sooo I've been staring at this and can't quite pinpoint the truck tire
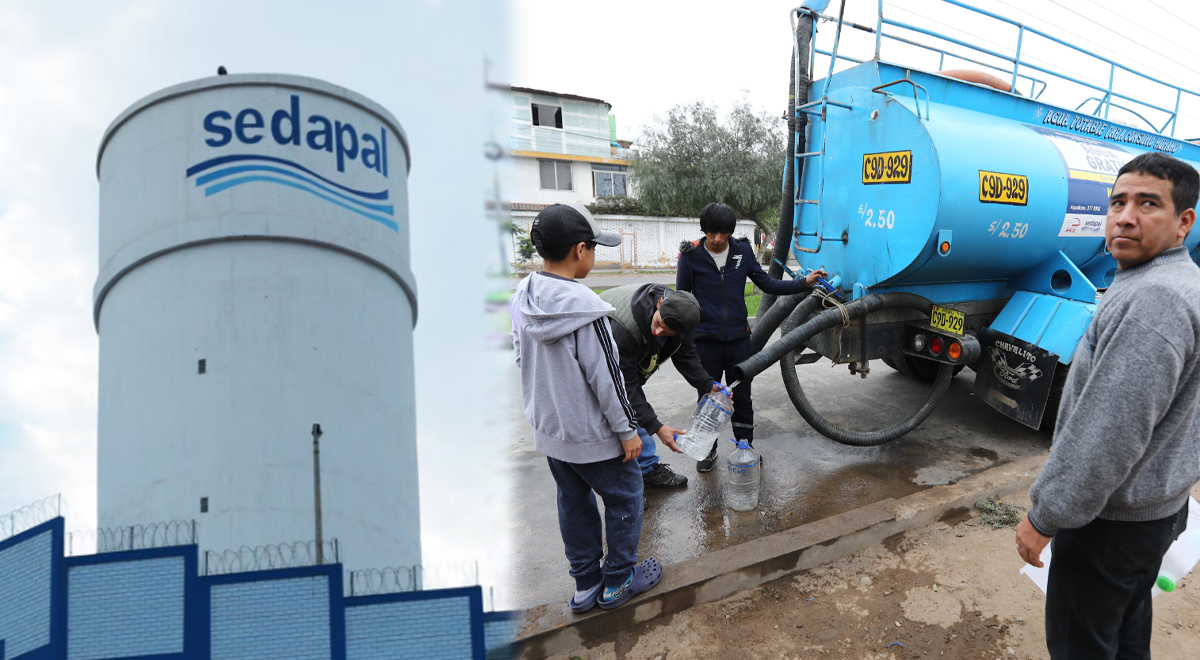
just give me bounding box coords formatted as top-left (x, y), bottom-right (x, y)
top-left (883, 355), bottom-right (964, 382)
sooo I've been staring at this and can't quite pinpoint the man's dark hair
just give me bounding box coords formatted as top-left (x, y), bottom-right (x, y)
top-left (531, 229), bottom-right (595, 262)
top-left (699, 202), bottom-right (737, 235)
top-left (1116, 152), bottom-right (1200, 214)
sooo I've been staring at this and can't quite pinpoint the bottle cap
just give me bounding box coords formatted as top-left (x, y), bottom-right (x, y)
top-left (1157, 575), bottom-right (1177, 592)
top-left (730, 438), bottom-right (752, 450)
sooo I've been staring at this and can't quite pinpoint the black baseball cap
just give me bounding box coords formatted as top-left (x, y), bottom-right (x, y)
top-left (530, 203), bottom-right (621, 248)
top-left (659, 290), bottom-right (702, 333)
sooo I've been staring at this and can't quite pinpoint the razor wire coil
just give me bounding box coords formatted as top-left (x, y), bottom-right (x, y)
top-left (66, 520), bottom-right (197, 556)
top-left (0, 494), bottom-right (63, 543)
top-left (202, 539), bottom-right (340, 576)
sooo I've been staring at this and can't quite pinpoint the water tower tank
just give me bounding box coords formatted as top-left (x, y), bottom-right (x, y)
top-left (95, 73), bottom-right (419, 573)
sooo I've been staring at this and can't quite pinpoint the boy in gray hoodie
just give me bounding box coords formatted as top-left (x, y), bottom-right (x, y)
top-left (511, 203), bottom-right (663, 613)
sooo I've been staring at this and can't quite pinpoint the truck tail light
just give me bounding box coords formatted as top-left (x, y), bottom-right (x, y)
top-left (929, 336), bottom-right (944, 356)
top-left (947, 341), bottom-right (962, 361)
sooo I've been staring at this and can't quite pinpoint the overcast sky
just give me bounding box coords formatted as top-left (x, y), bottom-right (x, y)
top-left (0, 0), bottom-right (510, 606)
top-left (513, 0), bottom-right (1200, 145)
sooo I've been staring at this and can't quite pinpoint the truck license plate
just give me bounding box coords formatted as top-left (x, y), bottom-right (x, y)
top-left (930, 305), bottom-right (965, 335)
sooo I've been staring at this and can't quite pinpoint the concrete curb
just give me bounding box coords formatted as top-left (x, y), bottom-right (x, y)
top-left (514, 451), bottom-right (1048, 659)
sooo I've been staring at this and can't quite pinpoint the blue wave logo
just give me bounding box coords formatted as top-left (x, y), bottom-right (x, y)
top-left (186, 154), bottom-right (397, 232)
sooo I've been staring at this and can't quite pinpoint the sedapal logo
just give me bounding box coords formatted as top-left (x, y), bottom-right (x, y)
top-left (185, 94), bottom-right (397, 232)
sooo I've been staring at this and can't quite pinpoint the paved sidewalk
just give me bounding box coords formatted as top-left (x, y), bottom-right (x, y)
top-left (543, 483), bottom-right (1200, 660)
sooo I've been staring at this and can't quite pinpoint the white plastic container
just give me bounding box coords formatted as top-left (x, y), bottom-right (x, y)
top-left (725, 439), bottom-right (760, 511)
top-left (1152, 497), bottom-right (1200, 596)
top-left (674, 382), bottom-right (734, 461)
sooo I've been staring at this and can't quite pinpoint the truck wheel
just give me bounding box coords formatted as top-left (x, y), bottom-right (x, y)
top-left (884, 355), bottom-right (964, 382)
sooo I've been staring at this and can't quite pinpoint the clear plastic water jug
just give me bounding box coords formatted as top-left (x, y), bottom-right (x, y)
top-left (1153, 497), bottom-right (1200, 596)
top-left (725, 438), bottom-right (760, 511)
top-left (674, 382), bottom-right (734, 461)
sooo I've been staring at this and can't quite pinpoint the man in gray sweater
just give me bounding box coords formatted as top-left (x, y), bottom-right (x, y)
top-left (1016, 152), bottom-right (1200, 659)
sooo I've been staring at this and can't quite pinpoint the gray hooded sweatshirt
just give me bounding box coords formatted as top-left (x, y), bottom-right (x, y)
top-left (511, 272), bottom-right (638, 463)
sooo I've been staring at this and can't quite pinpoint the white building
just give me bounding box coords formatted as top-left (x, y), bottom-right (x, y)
top-left (508, 87), bottom-right (756, 270)
top-left (509, 86), bottom-right (630, 208)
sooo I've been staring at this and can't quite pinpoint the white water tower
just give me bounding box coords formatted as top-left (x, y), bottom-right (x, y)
top-left (94, 73), bottom-right (419, 572)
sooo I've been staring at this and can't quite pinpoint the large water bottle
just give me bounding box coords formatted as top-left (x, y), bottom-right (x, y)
top-left (673, 382), bottom-right (734, 461)
top-left (1153, 497), bottom-right (1200, 596)
top-left (725, 438), bottom-right (760, 511)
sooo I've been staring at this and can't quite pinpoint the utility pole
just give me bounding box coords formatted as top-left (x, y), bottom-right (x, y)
top-left (312, 423), bottom-right (324, 565)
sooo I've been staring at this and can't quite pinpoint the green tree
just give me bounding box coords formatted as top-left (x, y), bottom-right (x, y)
top-left (631, 98), bottom-right (785, 236)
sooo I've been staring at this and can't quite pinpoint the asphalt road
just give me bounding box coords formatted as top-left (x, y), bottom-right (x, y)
top-left (508, 327), bottom-right (1051, 610)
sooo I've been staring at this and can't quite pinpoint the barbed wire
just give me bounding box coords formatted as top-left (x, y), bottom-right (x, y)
top-left (349, 560), bottom-right (480, 596)
top-left (349, 566), bottom-right (422, 596)
top-left (66, 520), bottom-right (197, 557)
top-left (202, 539), bottom-right (340, 576)
top-left (0, 494), bottom-right (63, 543)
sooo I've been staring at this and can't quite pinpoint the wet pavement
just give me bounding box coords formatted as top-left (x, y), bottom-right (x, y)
top-left (508, 329), bottom-right (1050, 609)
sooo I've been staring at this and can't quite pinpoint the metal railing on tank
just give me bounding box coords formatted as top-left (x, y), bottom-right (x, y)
top-left (0, 494), bottom-right (63, 543)
top-left (873, 0), bottom-right (1200, 135)
top-left (201, 539), bottom-right (341, 576)
top-left (801, 0), bottom-right (1200, 136)
top-left (67, 519), bottom-right (197, 556)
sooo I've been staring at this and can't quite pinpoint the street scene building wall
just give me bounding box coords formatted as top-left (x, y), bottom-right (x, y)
top-left (509, 86), bottom-right (630, 207)
top-left (511, 212), bottom-right (760, 270)
top-left (0, 517), bottom-right (508, 660)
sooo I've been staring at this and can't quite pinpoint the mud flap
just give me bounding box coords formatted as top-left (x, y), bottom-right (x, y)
top-left (973, 327), bottom-right (1060, 429)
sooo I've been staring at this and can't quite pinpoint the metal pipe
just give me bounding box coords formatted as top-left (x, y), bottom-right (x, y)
top-left (823, 0), bottom-right (849, 95)
top-left (1011, 26), bottom-right (1024, 94)
top-left (884, 17), bottom-right (1015, 64)
top-left (1014, 60), bottom-right (1179, 117)
top-left (876, 32), bottom-right (1048, 95)
top-left (938, 0), bottom-right (1200, 99)
top-left (875, 0), bottom-right (883, 60)
top-left (1172, 90), bottom-right (1182, 137)
top-left (764, 9), bottom-right (814, 321)
top-left (1105, 63), bottom-right (1115, 120)
top-left (312, 423), bottom-right (324, 565)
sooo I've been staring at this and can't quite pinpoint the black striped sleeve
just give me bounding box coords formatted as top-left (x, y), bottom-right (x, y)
top-left (593, 318), bottom-right (638, 430)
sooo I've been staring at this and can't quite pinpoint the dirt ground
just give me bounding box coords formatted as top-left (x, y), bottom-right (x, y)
top-left (547, 485), bottom-right (1200, 660)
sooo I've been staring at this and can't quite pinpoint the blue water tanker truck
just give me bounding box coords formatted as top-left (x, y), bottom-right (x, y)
top-left (732, 0), bottom-right (1200, 445)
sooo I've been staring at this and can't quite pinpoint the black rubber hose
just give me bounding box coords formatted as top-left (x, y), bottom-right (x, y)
top-left (750, 291), bottom-right (809, 351)
top-left (732, 293), bottom-right (955, 447)
top-left (760, 10), bottom-right (814, 322)
top-left (732, 293), bottom-right (919, 382)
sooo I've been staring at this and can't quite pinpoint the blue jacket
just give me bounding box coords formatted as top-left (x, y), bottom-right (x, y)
top-left (676, 237), bottom-right (810, 341)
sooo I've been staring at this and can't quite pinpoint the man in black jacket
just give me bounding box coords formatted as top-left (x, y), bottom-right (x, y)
top-left (677, 202), bottom-right (826, 471)
top-left (600, 283), bottom-right (718, 488)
